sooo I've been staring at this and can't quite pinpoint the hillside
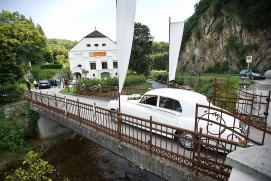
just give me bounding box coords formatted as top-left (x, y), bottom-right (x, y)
top-left (178, 0), bottom-right (271, 73)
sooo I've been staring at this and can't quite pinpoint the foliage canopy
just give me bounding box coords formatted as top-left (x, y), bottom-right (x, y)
top-left (129, 22), bottom-right (153, 76)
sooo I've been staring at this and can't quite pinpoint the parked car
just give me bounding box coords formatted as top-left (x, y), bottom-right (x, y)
top-left (38, 80), bottom-right (51, 89)
top-left (239, 69), bottom-right (265, 79)
top-left (108, 88), bottom-right (246, 150)
top-left (69, 80), bottom-right (77, 85)
top-left (49, 79), bottom-right (57, 88)
top-left (190, 71), bottom-right (200, 76)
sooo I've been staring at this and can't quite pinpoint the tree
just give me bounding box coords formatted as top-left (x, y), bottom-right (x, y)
top-left (0, 37), bottom-right (24, 84)
top-left (0, 10), bottom-right (51, 66)
top-left (150, 41), bottom-right (169, 70)
top-left (129, 22), bottom-right (153, 76)
top-left (82, 69), bottom-right (89, 78)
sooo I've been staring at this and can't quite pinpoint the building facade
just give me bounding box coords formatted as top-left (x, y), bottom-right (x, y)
top-left (69, 30), bottom-right (118, 79)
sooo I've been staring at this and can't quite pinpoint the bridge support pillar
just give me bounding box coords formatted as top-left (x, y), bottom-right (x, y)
top-left (37, 116), bottom-right (71, 139)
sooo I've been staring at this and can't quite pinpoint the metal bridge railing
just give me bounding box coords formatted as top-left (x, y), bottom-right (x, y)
top-left (27, 91), bottom-right (271, 181)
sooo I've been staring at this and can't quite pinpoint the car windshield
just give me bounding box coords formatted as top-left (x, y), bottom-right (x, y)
top-left (251, 70), bottom-right (260, 73)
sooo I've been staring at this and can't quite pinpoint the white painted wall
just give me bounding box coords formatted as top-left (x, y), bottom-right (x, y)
top-left (69, 32), bottom-right (118, 80)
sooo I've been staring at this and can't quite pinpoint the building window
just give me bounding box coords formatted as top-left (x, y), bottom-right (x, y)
top-left (94, 44), bottom-right (99, 47)
top-left (102, 62), bottom-right (108, 69)
top-left (90, 63), bottom-right (96, 70)
top-left (113, 62), bottom-right (118, 68)
top-left (102, 43), bottom-right (106, 47)
top-left (86, 44), bottom-right (91, 47)
top-left (78, 64), bottom-right (82, 67)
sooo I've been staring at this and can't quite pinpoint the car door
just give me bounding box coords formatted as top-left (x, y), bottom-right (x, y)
top-left (153, 96), bottom-right (182, 136)
top-left (130, 95), bottom-right (158, 125)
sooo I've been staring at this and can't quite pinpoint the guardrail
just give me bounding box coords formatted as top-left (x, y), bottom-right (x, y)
top-left (26, 91), bottom-right (270, 181)
top-left (74, 85), bottom-right (149, 100)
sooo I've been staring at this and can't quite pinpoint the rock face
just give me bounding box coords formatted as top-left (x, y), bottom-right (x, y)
top-left (178, 11), bottom-right (271, 73)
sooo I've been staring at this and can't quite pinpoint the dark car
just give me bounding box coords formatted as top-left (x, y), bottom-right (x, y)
top-left (49, 79), bottom-right (57, 88)
top-left (239, 69), bottom-right (265, 79)
top-left (190, 71), bottom-right (200, 76)
top-left (38, 80), bottom-right (51, 89)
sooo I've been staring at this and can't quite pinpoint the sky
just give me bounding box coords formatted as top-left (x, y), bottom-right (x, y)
top-left (0, 0), bottom-right (199, 42)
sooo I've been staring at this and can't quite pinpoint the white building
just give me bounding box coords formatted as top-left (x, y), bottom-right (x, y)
top-left (69, 30), bottom-right (118, 79)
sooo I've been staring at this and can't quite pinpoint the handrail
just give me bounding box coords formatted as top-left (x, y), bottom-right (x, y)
top-left (27, 90), bottom-right (270, 181)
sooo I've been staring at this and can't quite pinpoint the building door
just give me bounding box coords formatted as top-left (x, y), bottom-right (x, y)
top-left (101, 72), bottom-right (110, 79)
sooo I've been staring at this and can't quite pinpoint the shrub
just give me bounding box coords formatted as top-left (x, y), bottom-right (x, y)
top-left (0, 103), bottom-right (39, 155)
top-left (5, 151), bottom-right (54, 181)
top-left (0, 84), bottom-right (24, 105)
top-left (40, 64), bottom-right (63, 69)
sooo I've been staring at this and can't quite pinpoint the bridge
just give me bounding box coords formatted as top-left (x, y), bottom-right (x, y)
top-left (26, 83), bottom-right (271, 181)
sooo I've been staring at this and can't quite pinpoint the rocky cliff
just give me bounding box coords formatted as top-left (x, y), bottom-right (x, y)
top-left (178, 10), bottom-right (271, 73)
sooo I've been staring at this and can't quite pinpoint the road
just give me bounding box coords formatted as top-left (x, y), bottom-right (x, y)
top-left (31, 86), bottom-right (109, 109)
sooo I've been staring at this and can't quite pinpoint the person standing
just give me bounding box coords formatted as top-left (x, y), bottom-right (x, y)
top-left (26, 79), bottom-right (31, 90)
top-left (33, 79), bottom-right (38, 89)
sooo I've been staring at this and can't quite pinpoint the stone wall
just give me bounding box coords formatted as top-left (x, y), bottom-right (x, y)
top-left (178, 11), bottom-right (271, 72)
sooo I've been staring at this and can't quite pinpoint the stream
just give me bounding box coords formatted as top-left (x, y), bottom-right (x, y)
top-left (1, 81), bottom-right (167, 181)
top-left (41, 81), bottom-right (166, 181)
top-left (42, 135), bottom-right (164, 181)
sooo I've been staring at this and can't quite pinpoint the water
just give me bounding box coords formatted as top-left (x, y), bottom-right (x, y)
top-left (148, 80), bottom-right (167, 89)
top-left (41, 81), bottom-right (166, 181)
top-left (42, 135), bottom-right (164, 181)
top-left (1, 81), bottom-right (166, 181)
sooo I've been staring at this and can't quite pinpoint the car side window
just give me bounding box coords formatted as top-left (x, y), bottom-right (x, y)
top-left (159, 96), bottom-right (182, 112)
top-left (139, 95), bottom-right (157, 106)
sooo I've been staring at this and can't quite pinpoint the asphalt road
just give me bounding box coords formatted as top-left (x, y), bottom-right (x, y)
top-left (31, 86), bottom-right (109, 109)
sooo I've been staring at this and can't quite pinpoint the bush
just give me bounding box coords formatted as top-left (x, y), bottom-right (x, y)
top-left (77, 75), bottom-right (146, 87)
top-left (154, 73), bottom-right (168, 82)
top-left (0, 84), bottom-right (24, 105)
top-left (0, 103), bottom-right (39, 155)
top-left (5, 151), bottom-right (54, 181)
top-left (40, 64), bottom-right (63, 69)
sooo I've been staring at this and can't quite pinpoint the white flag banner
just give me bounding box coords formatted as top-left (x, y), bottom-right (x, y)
top-left (116, 0), bottom-right (137, 94)
top-left (168, 21), bottom-right (184, 81)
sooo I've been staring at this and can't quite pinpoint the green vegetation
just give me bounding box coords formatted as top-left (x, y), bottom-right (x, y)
top-left (224, 35), bottom-right (258, 70)
top-left (182, 0), bottom-right (271, 46)
top-left (0, 103), bottom-right (39, 158)
top-left (154, 72), bottom-right (240, 98)
top-left (5, 151), bottom-right (55, 181)
top-left (190, 53), bottom-right (196, 63)
top-left (48, 38), bottom-right (77, 69)
top-left (203, 61), bottom-right (230, 74)
top-left (77, 75), bottom-right (148, 88)
top-left (150, 41), bottom-right (169, 71)
top-left (129, 22), bottom-right (153, 76)
top-left (0, 84), bottom-right (24, 105)
top-left (40, 64), bottom-right (63, 69)
top-left (30, 66), bottom-right (71, 81)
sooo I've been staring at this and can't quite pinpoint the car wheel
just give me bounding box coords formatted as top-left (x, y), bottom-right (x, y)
top-left (110, 109), bottom-right (118, 123)
top-left (176, 132), bottom-right (197, 151)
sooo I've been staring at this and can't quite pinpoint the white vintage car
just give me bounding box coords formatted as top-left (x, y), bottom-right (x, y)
top-left (108, 88), bottom-right (246, 150)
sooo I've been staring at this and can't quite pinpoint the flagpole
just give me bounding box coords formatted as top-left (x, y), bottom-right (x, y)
top-left (166, 17), bottom-right (171, 87)
top-left (116, 0), bottom-right (121, 113)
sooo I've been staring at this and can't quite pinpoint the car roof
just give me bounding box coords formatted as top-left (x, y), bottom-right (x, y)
top-left (145, 88), bottom-right (208, 104)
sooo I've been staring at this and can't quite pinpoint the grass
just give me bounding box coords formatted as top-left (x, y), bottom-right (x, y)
top-left (18, 83), bottom-right (35, 90)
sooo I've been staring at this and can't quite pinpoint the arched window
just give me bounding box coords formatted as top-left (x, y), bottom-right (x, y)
top-left (94, 44), bottom-right (99, 47)
top-left (86, 44), bottom-right (91, 47)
